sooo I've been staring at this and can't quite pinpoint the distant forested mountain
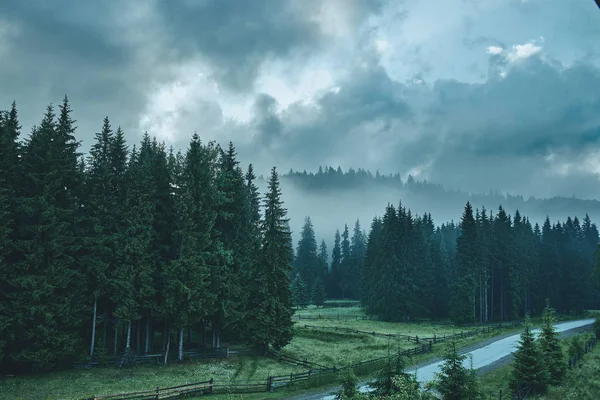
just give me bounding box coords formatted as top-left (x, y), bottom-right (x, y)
top-left (263, 167), bottom-right (600, 226)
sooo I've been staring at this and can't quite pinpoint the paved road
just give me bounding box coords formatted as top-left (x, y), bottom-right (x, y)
top-left (298, 318), bottom-right (594, 400)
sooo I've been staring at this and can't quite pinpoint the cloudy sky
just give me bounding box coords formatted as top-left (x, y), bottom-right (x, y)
top-left (1, 0), bottom-right (600, 200)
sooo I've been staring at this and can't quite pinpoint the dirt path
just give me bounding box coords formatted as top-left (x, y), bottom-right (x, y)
top-left (285, 320), bottom-right (594, 400)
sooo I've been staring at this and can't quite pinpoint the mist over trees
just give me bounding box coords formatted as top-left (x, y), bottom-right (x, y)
top-left (1, 99), bottom-right (599, 375)
top-left (277, 167), bottom-right (600, 232)
top-left (0, 99), bottom-right (294, 372)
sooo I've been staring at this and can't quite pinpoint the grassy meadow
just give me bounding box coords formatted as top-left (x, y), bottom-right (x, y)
top-left (0, 303), bottom-right (570, 400)
top-left (479, 333), bottom-right (600, 400)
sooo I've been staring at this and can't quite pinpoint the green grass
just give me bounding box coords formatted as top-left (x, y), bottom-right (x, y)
top-left (1, 306), bottom-right (582, 400)
top-left (0, 357), bottom-right (305, 400)
top-left (479, 333), bottom-right (600, 400)
top-left (282, 327), bottom-right (417, 368)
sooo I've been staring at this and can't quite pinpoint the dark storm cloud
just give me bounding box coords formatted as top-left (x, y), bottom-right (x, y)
top-left (427, 56), bottom-right (600, 158)
top-left (0, 0), bottom-right (152, 142)
top-left (252, 94), bottom-right (284, 147)
top-left (243, 50), bottom-right (600, 198)
top-left (247, 60), bottom-right (413, 169)
top-left (155, 0), bottom-right (386, 91)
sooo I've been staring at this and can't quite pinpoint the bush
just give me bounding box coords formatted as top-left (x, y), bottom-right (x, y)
top-left (568, 336), bottom-right (585, 360)
top-left (593, 318), bottom-right (600, 339)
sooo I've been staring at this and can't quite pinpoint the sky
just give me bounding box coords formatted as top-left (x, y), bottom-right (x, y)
top-left (1, 0), bottom-right (600, 201)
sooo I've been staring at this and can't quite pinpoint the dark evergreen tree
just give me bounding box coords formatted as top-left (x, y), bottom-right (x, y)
top-left (361, 217), bottom-right (382, 311)
top-left (509, 317), bottom-right (549, 397)
top-left (346, 220), bottom-right (366, 300)
top-left (435, 341), bottom-right (482, 400)
top-left (538, 300), bottom-right (565, 385)
top-left (294, 216), bottom-right (320, 292)
top-left (8, 104), bottom-right (85, 371)
top-left (317, 239), bottom-right (329, 279)
top-left (339, 224), bottom-right (351, 298)
top-left (328, 230), bottom-right (342, 298)
top-left (312, 276), bottom-right (326, 307)
top-left (246, 168), bottom-right (294, 353)
top-left (291, 273), bottom-right (310, 308)
top-left (450, 202), bottom-right (478, 324)
top-left (0, 103), bottom-right (20, 365)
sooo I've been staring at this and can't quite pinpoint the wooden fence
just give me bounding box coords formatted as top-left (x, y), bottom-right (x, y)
top-left (568, 336), bottom-right (597, 369)
top-left (266, 349), bottom-right (331, 370)
top-left (266, 341), bottom-right (434, 392)
top-left (75, 347), bottom-right (258, 369)
top-left (293, 313), bottom-right (379, 321)
top-left (301, 321), bottom-right (521, 345)
top-left (84, 341), bottom-right (434, 399)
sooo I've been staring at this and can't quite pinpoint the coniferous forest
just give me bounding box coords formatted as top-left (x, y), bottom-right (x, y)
top-left (0, 98), bottom-right (293, 373)
top-left (1, 98), bottom-right (599, 375)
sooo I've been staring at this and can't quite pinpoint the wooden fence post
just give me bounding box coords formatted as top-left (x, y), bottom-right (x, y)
top-left (499, 389), bottom-right (502, 399)
top-left (267, 376), bottom-right (272, 392)
top-left (155, 386), bottom-right (160, 400)
top-left (209, 378), bottom-right (214, 393)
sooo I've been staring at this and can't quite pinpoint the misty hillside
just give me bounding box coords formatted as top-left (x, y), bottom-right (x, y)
top-left (256, 167), bottom-right (600, 245)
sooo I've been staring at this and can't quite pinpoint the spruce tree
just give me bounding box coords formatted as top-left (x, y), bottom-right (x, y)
top-left (538, 300), bottom-right (565, 385)
top-left (435, 341), bottom-right (481, 400)
top-left (246, 167), bottom-right (294, 353)
top-left (295, 216), bottom-right (320, 292)
top-left (450, 202), bottom-right (478, 324)
top-left (0, 106), bottom-right (19, 364)
top-left (328, 230), bottom-right (342, 298)
top-left (346, 220), bottom-right (366, 299)
top-left (10, 104), bottom-right (85, 370)
top-left (312, 276), bottom-right (326, 307)
top-left (317, 239), bottom-right (329, 280)
top-left (214, 142), bottom-right (251, 340)
top-left (509, 317), bottom-right (549, 397)
top-left (340, 224), bottom-right (351, 298)
top-left (291, 273), bottom-right (309, 308)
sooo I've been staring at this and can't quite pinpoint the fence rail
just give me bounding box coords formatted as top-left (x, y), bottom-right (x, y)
top-left (85, 340), bottom-right (435, 399)
top-left (568, 336), bottom-right (597, 369)
top-left (266, 349), bottom-right (330, 370)
top-left (293, 313), bottom-right (378, 321)
top-left (301, 321), bottom-right (522, 345)
top-left (75, 347), bottom-right (259, 369)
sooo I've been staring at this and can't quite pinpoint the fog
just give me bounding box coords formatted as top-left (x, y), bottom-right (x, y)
top-left (253, 176), bottom-right (600, 253)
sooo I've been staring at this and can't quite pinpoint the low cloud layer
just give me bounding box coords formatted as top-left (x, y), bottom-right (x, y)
top-left (1, 0), bottom-right (600, 204)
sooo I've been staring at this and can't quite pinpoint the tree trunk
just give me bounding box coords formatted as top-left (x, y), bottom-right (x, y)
top-left (126, 320), bottom-right (132, 349)
top-left (90, 295), bottom-right (97, 359)
top-left (164, 329), bottom-right (171, 366)
top-left (163, 324), bottom-right (167, 352)
top-left (102, 309), bottom-right (108, 352)
top-left (472, 293), bottom-right (475, 323)
top-left (178, 328), bottom-right (184, 362)
top-left (484, 272), bottom-right (489, 323)
top-left (491, 270), bottom-right (494, 321)
top-left (500, 276), bottom-right (504, 321)
top-left (479, 271), bottom-right (483, 325)
top-left (113, 317), bottom-right (119, 355)
top-left (136, 320), bottom-right (141, 354)
top-left (145, 316), bottom-right (151, 354)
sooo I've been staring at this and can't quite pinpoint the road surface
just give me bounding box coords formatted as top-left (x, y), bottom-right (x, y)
top-left (292, 318), bottom-right (595, 400)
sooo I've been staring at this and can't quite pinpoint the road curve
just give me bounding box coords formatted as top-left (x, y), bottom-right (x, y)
top-left (302, 318), bottom-right (595, 400)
